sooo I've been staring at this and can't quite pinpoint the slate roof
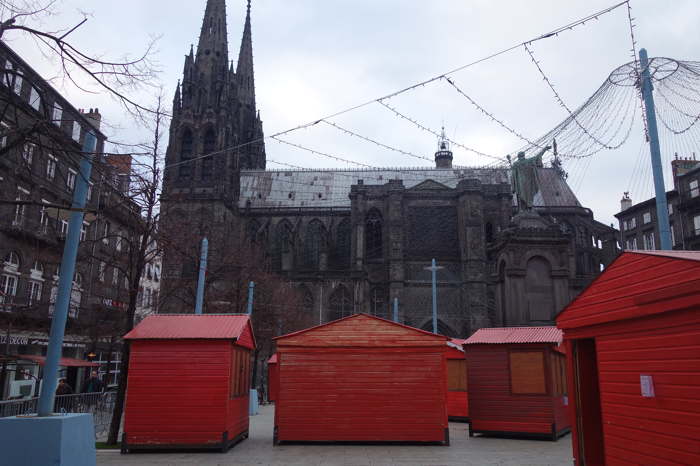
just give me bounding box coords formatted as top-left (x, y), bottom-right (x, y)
top-left (239, 166), bottom-right (579, 209)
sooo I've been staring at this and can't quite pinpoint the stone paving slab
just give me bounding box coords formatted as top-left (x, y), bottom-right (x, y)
top-left (97, 405), bottom-right (573, 466)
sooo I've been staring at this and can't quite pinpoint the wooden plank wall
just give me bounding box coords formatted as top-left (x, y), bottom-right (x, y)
top-left (276, 348), bottom-right (447, 442)
top-left (596, 321), bottom-right (700, 465)
top-left (268, 361), bottom-right (278, 402)
top-left (125, 340), bottom-right (230, 446)
top-left (466, 345), bottom-right (554, 435)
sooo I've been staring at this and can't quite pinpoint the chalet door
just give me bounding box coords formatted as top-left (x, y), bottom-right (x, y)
top-left (572, 339), bottom-right (605, 465)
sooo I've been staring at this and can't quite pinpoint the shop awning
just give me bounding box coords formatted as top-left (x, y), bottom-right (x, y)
top-left (15, 354), bottom-right (99, 367)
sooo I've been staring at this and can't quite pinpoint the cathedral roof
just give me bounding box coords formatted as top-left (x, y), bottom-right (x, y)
top-left (239, 166), bottom-right (580, 209)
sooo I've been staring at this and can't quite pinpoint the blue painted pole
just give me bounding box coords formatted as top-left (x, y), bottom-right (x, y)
top-left (393, 297), bottom-right (398, 323)
top-left (247, 281), bottom-right (254, 315)
top-left (37, 132), bottom-right (96, 417)
top-left (431, 258), bottom-right (438, 334)
top-left (639, 48), bottom-right (672, 250)
top-left (194, 237), bottom-right (208, 315)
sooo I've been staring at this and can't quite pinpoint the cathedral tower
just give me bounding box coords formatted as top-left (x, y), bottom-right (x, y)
top-left (160, 0), bottom-right (265, 313)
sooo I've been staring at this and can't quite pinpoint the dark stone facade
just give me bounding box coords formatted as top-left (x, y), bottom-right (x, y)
top-left (159, 1), bottom-right (620, 337)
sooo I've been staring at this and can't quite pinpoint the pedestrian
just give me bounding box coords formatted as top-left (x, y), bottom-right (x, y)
top-left (55, 378), bottom-right (73, 395)
top-left (83, 371), bottom-right (104, 393)
top-left (54, 378), bottom-right (74, 412)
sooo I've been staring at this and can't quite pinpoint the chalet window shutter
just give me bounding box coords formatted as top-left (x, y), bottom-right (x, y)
top-left (509, 351), bottom-right (547, 395)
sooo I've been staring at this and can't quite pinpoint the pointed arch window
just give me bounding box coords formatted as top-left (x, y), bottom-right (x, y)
top-left (179, 128), bottom-right (194, 178)
top-left (246, 219), bottom-right (260, 244)
top-left (303, 220), bottom-right (325, 270)
top-left (328, 286), bottom-right (353, 322)
top-left (202, 128), bottom-right (216, 179)
top-left (332, 218), bottom-right (351, 269)
top-left (274, 220), bottom-right (294, 270)
top-left (365, 209), bottom-right (383, 260)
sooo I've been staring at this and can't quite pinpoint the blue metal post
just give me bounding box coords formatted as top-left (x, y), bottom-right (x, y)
top-left (247, 281), bottom-right (254, 315)
top-left (37, 133), bottom-right (97, 417)
top-left (194, 237), bottom-right (208, 315)
top-left (393, 297), bottom-right (398, 323)
top-left (639, 48), bottom-right (672, 250)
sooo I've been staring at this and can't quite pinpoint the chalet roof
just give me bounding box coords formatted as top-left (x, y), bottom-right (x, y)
top-left (464, 327), bottom-right (563, 345)
top-left (275, 313), bottom-right (448, 347)
top-left (238, 167), bottom-right (579, 209)
top-left (556, 251), bottom-right (700, 330)
top-left (124, 314), bottom-right (251, 341)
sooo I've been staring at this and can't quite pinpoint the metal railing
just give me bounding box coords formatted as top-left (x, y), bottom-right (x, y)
top-left (0, 391), bottom-right (116, 438)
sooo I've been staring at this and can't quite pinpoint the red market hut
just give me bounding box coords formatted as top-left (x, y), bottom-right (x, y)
top-left (464, 327), bottom-right (569, 440)
top-left (274, 313), bottom-right (449, 444)
top-left (446, 339), bottom-right (469, 421)
top-left (556, 250), bottom-right (700, 466)
top-left (267, 353), bottom-right (278, 403)
top-left (122, 314), bottom-right (255, 452)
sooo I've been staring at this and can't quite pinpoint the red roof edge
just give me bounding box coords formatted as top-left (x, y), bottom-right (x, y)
top-left (274, 313), bottom-right (449, 341)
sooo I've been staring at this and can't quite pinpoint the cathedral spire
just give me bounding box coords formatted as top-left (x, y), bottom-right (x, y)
top-left (196, 0), bottom-right (229, 65)
top-left (236, 0), bottom-right (256, 107)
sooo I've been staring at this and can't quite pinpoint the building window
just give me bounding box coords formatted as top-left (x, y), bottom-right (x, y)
top-left (14, 188), bottom-right (28, 225)
top-left (87, 182), bottom-right (93, 201)
top-left (3, 60), bottom-right (14, 88)
top-left (21, 143), bottom-right (35, 165)
top-left (178, 128), bottom-right (193, 178)
top-left (643, 212), bottom-right (651, 224)
top-left (509, 351), bottom-right (546, 395)
top-left (39, 205), bottom-right (50, 233)
top-left (303, 220), bottom-right (325, 270)
top-left (66, 168), bottom-right (77, 191)
top-left (643, 232), bottom-right (655, 250)
top-left (102, 221), bottom-right (110, 244)
top-left (12, 67), bottom-right (22, 95)
top-left (671, 224), bottom-right (676, 247)
top-left (70, 273), bottom-right (82, 318)
top-left (0, 121), bottom-right (9, 147)
top-left (328, 285), bottom-right (353, 322)
top-left (691, 180), bottom-right (699, 199)
top-left (116, 231), bottom-right (123, 251)
top-left (29, 87), bottom-right (41, 111)
top-left (52, 103), bottom-right (62, 126)
top-left (668, 203), bottom-right (673, 216)
top-left (0, 274), bottom-right (18, 304)
top-left (112, 268), bottom-right (119, 286)
top-left (46, 154), bottom-right (57, 180)
top-left (365, 209), bottom-right (383, 260)
top-left (80, 222), bottom-right (88, 241)
top-left (60, 219), bottom-right (69, 237)
top-left (201, 128), bottom-right (216, 179)
top-left (626, 217), bottom-right (636, 230)
top-left (694, 215), bottom-right (700, 236)
top-left (98, 262), bottom-right (105, 282)
top-left (72, 120), bottom-right (81, 142)
top-left (28, 280), bottom-right (42, 305)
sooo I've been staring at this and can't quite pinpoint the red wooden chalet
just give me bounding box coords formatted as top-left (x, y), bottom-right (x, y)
top-left (274, 313), bottom-right (449, 444)
top-left (446, 339), bottom-right (469, 421)
top-left (267, 353), bottom-right (278, 403)
top-left (122, 314), bottom-right (255, 452)
top-left (464, 326), bottom-right (569, 440)
top-left (556, 251), bottom-right (700, 466)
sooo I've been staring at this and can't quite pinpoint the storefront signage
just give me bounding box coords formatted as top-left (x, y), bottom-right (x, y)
top-left (29, 338), bottom-right (86, 348)
top-left (0, 335), bottom-right (29, 345)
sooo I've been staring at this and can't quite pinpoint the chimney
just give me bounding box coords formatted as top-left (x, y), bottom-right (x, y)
top-left (620, 192), bottom-right (632, 212)
top-left (80, 107), bottom-right (102, 131)
top-left (671, 156), bottom-right (700, 189)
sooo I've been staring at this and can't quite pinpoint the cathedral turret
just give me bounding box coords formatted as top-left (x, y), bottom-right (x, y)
top-left (236, 0), bottom-right (255, 108)
top-left (172, 80), bottom-right (181, 118)
top-left (435, 127), bottom-right (453, 169)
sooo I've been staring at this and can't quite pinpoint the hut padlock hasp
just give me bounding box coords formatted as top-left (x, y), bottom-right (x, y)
top-left (274, 314), bottom-right (450, 444)
top-left (122, 314), bottom-right (256, 452)
top-left (557, 251), bottom-right (700, 466)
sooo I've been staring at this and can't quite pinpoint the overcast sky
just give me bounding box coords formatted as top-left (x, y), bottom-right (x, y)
top-left (3, 0), bottom-right (699, 227)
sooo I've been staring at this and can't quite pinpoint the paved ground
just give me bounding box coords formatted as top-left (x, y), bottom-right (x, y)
top-left (97, 405), bottom-right (573, 466)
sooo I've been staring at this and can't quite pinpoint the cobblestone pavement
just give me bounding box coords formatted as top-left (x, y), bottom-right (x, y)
top-left (97, 405), bottom-right (573, 466)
